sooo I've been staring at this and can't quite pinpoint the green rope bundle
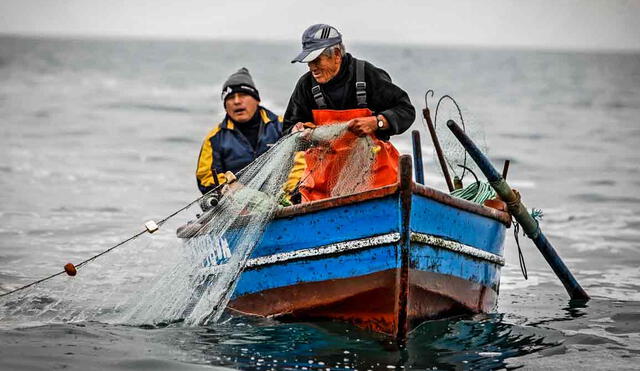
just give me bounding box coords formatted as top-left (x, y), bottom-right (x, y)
top-left (450, 181), bottom-right (497, 204)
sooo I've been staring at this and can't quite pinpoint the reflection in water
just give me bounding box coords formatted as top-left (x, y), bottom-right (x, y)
top-left (526, 299), bottom-right (590, 328)
top-left (161, 314), bottom-right (559, 370)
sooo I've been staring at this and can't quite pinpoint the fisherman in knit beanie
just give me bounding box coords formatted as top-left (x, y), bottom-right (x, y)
top-left (196, 68), bottom-right (293, 195)
top-left (221, 67), bottom-right (261, 102)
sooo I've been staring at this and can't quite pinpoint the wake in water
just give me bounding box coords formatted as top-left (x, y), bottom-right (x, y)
top-left (0, 123), bottom-right (379, 328)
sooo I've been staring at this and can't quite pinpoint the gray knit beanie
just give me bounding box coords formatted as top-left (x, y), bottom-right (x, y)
top-left (221, 67), bottom-right (260, 102)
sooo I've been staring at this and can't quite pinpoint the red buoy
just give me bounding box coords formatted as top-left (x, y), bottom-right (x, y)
top-left (64, 263), bottom-right (77, 276)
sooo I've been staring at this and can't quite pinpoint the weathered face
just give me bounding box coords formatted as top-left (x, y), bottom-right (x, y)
top-left (224, 92), bottom-right (259, 123)
top-left (307, 49), bottom-right (342, 84)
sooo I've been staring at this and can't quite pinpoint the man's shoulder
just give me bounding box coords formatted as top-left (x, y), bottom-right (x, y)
top-left (286, 72), bottom-right (314, 107)
top-left (294, 71), bottom-right (313, 90)
top-left (204, 125), bottom-right (222, 140)
top-left (203, 119), bottom-right (228, 141)
top-left (357, 57), bottom-right (391, 82)
top-left (259, 106), bottom-right (284, 124)
top-left (199, 125), bottom-right (222, 150)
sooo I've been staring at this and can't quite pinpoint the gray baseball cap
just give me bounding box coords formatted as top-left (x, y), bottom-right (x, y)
top-left (291, 24), bottom-right (342, 63)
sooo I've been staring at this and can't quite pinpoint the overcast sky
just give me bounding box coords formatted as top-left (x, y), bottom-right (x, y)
top-left (1, 0), bottom-right (639, 51)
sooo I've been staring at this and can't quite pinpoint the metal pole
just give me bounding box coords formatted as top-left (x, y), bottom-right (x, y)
top-left (423, 108), bottom-right (454, 192)
top-left (411, 130), bottom-right (425, 184)
top-left (502, 160), bottom-right (511, 180)
top-left (446, 119), bottom-right (589, 301)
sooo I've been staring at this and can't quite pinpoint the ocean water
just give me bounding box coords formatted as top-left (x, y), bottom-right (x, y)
top-left (1, 35), bottom-right (640, 370)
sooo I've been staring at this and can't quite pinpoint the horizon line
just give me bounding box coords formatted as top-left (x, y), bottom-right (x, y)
top-left (2, 31), bottom-right (639, 55)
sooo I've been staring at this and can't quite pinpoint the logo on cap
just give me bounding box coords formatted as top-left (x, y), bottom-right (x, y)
top-left (221, 86), bottom-right (233, 101)
top-left (292, 24), bottom-right (343, 63)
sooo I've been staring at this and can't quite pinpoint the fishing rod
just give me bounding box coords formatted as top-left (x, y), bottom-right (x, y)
top-left (446, 119), bottom-right (589, 301)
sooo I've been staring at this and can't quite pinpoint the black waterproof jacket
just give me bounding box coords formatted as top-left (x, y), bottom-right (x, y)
top-left (283, 53), bottom-right (415, 140)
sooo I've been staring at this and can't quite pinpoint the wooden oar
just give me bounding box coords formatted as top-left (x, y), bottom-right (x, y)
top-left (446, 119), bottom-right (589, 301)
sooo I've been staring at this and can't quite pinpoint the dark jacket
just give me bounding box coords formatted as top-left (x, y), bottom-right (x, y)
top-left (196, 107), bottom-right (283, 194)
top-left (283, 53), bottom-right (415, 140)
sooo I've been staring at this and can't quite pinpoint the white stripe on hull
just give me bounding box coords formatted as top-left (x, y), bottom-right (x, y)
top-left (245, 232), bottom-right (504, 268)
top-left (410, 232), bottom-right (505, 266)
top-left (246, 233), bottom-right (401, 268)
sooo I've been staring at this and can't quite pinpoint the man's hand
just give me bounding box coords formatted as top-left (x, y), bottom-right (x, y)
top-left (221, 181), bottom-right (241, 196)
top-left (347, 116), bottom-right (377, 137)
top-left (293, 122), bottom-right (315, 140)
top-left (292, 122), bottom-right (306, 133)
top-left (292, 122), bottom-right (316, 132)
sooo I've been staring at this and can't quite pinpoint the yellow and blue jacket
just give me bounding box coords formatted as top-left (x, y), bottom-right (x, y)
top-left (196, 107), bottom-right (282, 194)
top-left (196, 107), bottom-right (305, 195)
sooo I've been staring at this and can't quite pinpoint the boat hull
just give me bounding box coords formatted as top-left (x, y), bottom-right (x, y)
top-left (182, 156), bottom-right (509, 341)
top-left (229, 267), bottom-right (498, 336)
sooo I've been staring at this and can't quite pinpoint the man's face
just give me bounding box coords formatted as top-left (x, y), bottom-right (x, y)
top-left (307, 49), bottom-right (342, 84)
top-left (224, 92), bottom-right (259, 123)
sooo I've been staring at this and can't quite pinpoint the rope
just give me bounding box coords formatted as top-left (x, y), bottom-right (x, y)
top-left (0, 271), bottom-right (68, 299)
top-left (0, 129), bottom-right (313, 299)
top-left (506, 188), bottom-right (522, 211)
top-left (512, 219), bottom-right (529, 280)
top-left (450, 174), bottom-right (541, 280)
top-left (450, 181), bottom-right (497, 204)
top-left (0, 184), bottom-right (223, 299)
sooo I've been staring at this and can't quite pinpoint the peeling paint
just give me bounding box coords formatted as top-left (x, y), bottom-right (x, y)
top-left (410, 232), bottom-right (505, 266)
top-left (245, 233), bottom-right (402, 269)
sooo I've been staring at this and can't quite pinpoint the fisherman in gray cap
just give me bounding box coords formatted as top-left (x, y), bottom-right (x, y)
top-left (284, 24), bottom-right (415, 202)
top-left (196, 68), bottom-right (294, 195)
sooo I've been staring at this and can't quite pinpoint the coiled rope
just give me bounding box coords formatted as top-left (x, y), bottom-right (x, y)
top-left (450, 181), bottom-right (497, 204)
top-left (449, 165), bottom-right (497, 204)
top-left (448, 165), bottom-right (544, 280)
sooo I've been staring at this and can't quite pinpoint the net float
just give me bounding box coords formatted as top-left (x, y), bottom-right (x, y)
top-left (64, 263), bottom-right (77, 276)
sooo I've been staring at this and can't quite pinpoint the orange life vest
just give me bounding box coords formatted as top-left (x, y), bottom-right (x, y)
top-left (299, 108), bottom-right (399, 202)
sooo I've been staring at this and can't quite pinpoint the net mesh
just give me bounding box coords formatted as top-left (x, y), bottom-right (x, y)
top-left (0, 123), bottom-right (380, 328)
top-left (430, 96), bottom-right (488, 183)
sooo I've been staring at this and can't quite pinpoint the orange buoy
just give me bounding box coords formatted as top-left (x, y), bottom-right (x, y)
top-left (64, 263), bottom-right (77, 276)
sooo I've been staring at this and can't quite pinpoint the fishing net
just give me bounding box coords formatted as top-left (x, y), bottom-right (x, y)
top-left (0, 123), bottom-right (379, 328)
top-left (428, 95), bottom-right (488, 185)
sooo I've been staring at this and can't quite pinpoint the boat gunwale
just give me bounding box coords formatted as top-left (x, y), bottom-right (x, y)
top-left (411, 182), bottom-right (511, 225)
top-left (177, 181), bottom-right (510, 238)
top-left (275, 182), bottom-right (511, 226)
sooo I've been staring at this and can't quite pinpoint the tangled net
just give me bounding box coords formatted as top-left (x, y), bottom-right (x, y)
top-left (0, 123), bottom-right (380, 328)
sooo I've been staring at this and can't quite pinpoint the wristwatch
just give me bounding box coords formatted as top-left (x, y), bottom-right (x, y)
top-left (376, 115), bottom-right (385, 130)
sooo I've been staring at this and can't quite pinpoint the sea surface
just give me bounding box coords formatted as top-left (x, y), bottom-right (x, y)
top-left (1, 35), bottom-right (640, 370)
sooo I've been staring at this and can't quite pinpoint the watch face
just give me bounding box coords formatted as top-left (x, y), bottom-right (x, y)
top-left (377, 119), bottom-right (384, 128)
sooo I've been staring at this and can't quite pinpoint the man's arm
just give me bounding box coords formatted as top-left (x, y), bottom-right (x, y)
top-left (283, 75), bottom-right (315, 133)
top-left (366, 63), bottom-right (416, 139)
top-left (196, 131), bottom-right (227, 194)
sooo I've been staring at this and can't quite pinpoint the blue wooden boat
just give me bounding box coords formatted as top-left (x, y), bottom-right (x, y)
top-left (178, 155), bottom-right (510, 341)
